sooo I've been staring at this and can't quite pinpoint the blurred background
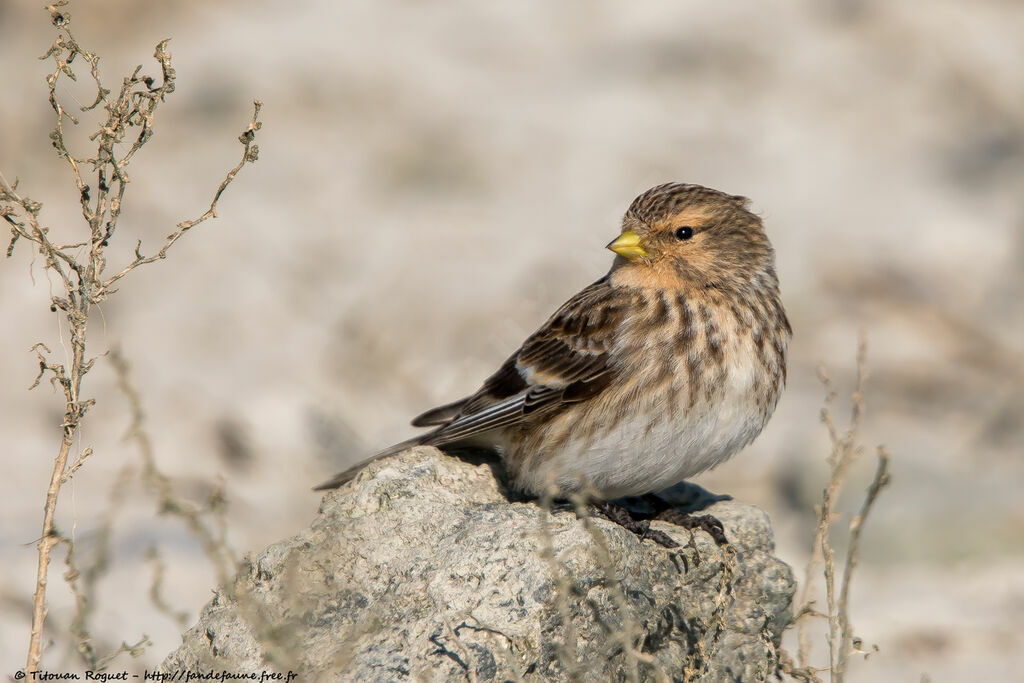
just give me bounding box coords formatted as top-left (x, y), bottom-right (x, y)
top-left (1, 0), bottom-right (1021, 679)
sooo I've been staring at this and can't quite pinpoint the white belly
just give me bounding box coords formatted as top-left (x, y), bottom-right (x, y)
top-left (517, 341), bottom-right (771, 499)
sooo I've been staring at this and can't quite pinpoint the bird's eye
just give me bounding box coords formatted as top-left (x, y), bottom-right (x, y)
top-left (674, 226), bottom-right (694, 241)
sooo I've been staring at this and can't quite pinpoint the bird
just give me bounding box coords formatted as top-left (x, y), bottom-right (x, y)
top-left (316, 183), bottom-right (790, 547)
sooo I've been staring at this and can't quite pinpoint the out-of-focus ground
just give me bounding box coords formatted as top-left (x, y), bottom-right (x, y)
top-left (1, 1), bottom-right (1022, 679)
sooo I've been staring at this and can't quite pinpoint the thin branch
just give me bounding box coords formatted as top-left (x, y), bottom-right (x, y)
top-left (568, 488), bottom-right (662, 683)
top-left (837, 448), bottom-right (890, 670)
top-left (13, 5), bottom-right (260, 670)
top-left (146, 547), bottom-right (189, 627)
top-left (792, 334), bottom-right (892, 682)
top-left (97, 101), bottom-right (262, 297)
top-left (61, 466), bottom-right (134, 669)
top-left (111, 345), bottom-right (304, 671)
top-left (109, 347), bottom-right (237, 584)
top-left (59, 446), bottom-right (92, 484)
top-left (536, 482), bottom-right (583, 680)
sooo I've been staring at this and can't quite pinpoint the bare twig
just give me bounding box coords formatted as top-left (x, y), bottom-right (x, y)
top-left (60, 466), bottom-right (135, 669)
top-left (536, 483), bottom-right (583, 679)
top-left (837, 448), bottom-right (890, 671)
top-left (96, 101), bottom-right (262, 298)
top-left (59, 447), bottom-right (93, 485)
top-left (93, 637), bottom-right (151, 672)
top-left (791, 335), bottom-right (893, 682)
top-left (822, 338), bottom-right (866, 682)
top-left (109, 348), bottom-right (237, 586)
top-left (778, 648), bottom-right (823, 683)
top-left (567, 489), bottom-right (662, 683)
top-left (146, 547), bottom-right (190, 628)
top-left (110, 348), bottom-right (301, 672)
top-left (6, 3), bottom-right (260, 671)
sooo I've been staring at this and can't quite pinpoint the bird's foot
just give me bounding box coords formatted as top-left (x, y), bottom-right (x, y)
top-left (642, 493), bottom-right (729, 546)
top-left (590, 500), bottom-right (679, 548)
top-left (652, 509), bottom-right (728, 546)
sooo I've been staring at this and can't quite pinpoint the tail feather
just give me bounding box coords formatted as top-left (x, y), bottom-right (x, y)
top-left (410, 399), bottom-right (466, 427)
top-left (312, 436), bottom-right (423, 491)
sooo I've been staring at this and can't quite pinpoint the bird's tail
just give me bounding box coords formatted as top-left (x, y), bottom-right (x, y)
top-left (312, 436), bottom-right (424, 491)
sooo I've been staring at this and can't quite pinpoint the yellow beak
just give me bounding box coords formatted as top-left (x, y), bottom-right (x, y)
top-left (606, 230), bottom-right (648, 261)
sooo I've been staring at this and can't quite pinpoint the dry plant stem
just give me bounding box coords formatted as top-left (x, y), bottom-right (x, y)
top-left (821, 338), bottom-right (866, 682)
top-left (27, 438), bottom-right (71, 674)
top-left (836, 448), bottom-right (890, 667)
top-left (792, 335), bottom-right (892, 683)
top-left (96, 102), bottom-right (263, 298)
top-left (795, 338), bottom-right (865, 672)
top-left (794, 531), bottom-right (824, 669)
top-left (147, 547), bottom-right (189, 628)
top-left (568, 490), bottom-right (663, 683)
top-left (537, 484), bottom-right (582, 680)
top-left (61, 466), bottom-right (135, 669)
top-left (777, 649), bottom-right (822, 683)
top-left (4, 5), bottom-right (261, 671)
top-left (110, 348), bottom-right (236, 585)
top-left (700, 545), bottom-right (736, 682)
top-left (111, 349), bottom-right (297, 673)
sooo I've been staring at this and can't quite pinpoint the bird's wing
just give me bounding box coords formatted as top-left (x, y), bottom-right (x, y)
top-left (419, 277), bottom-right (629, 446)
top-left (410, 398), bottom-right (471, 427)
top-left (314, 277), bottom-right (629, 491)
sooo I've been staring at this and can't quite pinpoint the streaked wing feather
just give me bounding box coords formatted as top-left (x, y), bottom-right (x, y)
top-left (411, 399), bottom-right (467, 427)
top-left (423, 394), bottom-right (528, 444)
top-left (316, 278), bottom-right (630, 490)
top-left (456, 357), bottom-right (529, 416)
top-left (423, 277), bottom-right (628, 447)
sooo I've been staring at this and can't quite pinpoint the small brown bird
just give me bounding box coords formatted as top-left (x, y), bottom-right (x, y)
top-left (317, 183), bottom-right (790, 546)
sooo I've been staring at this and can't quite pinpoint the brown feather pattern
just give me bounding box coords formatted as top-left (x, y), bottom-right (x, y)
top-left (316, 182), bottom-right (790, 500)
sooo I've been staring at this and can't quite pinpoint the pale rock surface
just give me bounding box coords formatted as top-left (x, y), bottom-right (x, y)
top-left (161, 447), bottom-right (795, 680)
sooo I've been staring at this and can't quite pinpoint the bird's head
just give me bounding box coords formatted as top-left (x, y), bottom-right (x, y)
top-left (607, 183), bottom-right (776, 293)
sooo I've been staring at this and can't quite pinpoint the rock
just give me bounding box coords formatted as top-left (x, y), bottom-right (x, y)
top-left (160, 447), bottom-right (795, 681)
